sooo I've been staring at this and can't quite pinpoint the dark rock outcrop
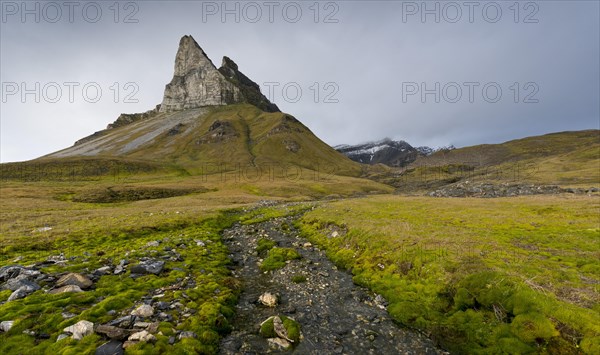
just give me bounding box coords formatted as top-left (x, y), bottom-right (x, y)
top-left (219, 56), bottom-right (279, 113)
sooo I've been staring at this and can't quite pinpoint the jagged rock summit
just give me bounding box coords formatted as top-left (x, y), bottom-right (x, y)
top-left (160, 35), bottom-right (279, 113)
top-left (39, 35), bottom-right (361, 177)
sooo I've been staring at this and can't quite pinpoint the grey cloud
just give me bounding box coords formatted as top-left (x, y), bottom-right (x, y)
top-left (1, 0), bottom-right (598, 162)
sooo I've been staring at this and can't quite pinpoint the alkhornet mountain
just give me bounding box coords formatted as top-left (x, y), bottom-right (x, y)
top-left (43, 35), bottom-right (360, 176)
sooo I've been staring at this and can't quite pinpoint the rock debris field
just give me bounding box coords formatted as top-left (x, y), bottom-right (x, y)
top-left (219, 215), bottom-right (442, 354)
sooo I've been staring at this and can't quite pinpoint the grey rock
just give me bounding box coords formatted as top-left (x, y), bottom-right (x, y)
top-left (374, 294), bottom-right (388, 309)
top-left (160, 36), bottom-right (241, 112)
top-left (62, 312), bottom-right (76, 319)
top-left (47, 253), bottom-right (66, 263)
top-left (178, 331), bottom-right (197, 340)
top-left (56, 273), bottom-right (93, 289)
top-left (267, 337), bottom-right (292, 349)
top-left (56, 333), bottom-right (69, 342)
top-left (108, 316), bottom-right (135, 328)
top-left (0, 265), bottom-right (40, 282)
top-left (3, 278), bottom-right (40, 292)
top-left (49, 284), bottom-right (84, 294)
top-left (113, 265), bottom-right (124, 275)
top-left (95, 340), bottom-right (124, 355)
top-left (96, 325), bottom-right (129, 340)
top-left (155, 301), bottom-right (169, 310)
top-left (96, 266), bottom-right (111, 274)
top-left (128, 330), bottom-right (156, 343)
top-left (131, 304), bottom-right (154, 318)
top-left (0, 320), bottom-right (14, 332)
top-left (8, 287), bottom-right (31, 301)
top-left (160, 35), bottom-right (279, 113)
top-left (258, 292), bottom-right (278, 307)
top-left (130, 260), bottom-right (164, 275)
top-left (64, 320), bottom-right (94, 340)
top-left (273, 316), bottom-right (294, 343)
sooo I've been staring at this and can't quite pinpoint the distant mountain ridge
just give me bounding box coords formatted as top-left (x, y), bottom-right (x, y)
top-left (335, 139), bottom-right (454, 167)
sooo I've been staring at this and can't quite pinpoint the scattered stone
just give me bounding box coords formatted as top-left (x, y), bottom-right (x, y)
top-left (22, 329), bottom-right (36, 336)
top-left (0, 321), bottom-right (14, 332)
top-left (3, 278), bottom-right (40, 292)
top-left (96, 325), bottom-right (129, 340)
top-left (303, 242), bottom-right (312, 248)
top-left (155, 301), bottom-right (169, 310)
top-left (158, 312), bottom-right (172, 321)
top-left (108, 316), bottom-right (135, 328)
top-left (268, 337), bottom-right (292, 349)
top-left (273, 316), bottom-right (294, 343)
top-left (195, 240), bottom-right (206, 247)
top-left (131, 304), bottom-right (154, 318)
top-left (146, 322), bottom-right (159, 334)
top-left (168, 336), bottom-right (176, 345)
top-left (0, 265), bottom-right (25, 281)
top-left (374, 294), bottom-right (388, 309)
top-left (130, 260), bottom-right (164, 275)
top-left (56, 333), bottom-right (69, 342)
top-left (62, 312), bottom-right (76, 319)
top-left (96, 266), bottom-right (111, 274)
top-left (8, 287), bottom-right (30, 301)
top-left (178, 331), bottom-right (197, 340)
top-left (128, 330), bottom-right (156, 343)
top-left (49, 285), bottom-right (84, 294)
top-left (259, 292), bottom-right (278, 307)
top-left (56, 273), bottom-right (93, 289)
top-left (64, 320), bottom-right (94, 340)
top-left (95, 340), bottom-right (124, 355)
top-left (35, 226), bottom-right (53, 232)
top-left (146, 240), bottom-right (160, 247)
top-left (47, 253), bottom-right (66, 263)
top-left (219, 214), bottom-right (442, 355)
top-left (427, 182), bottom-right (593, 198)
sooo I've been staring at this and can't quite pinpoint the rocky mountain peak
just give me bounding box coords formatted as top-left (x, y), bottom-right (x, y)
top-left (173, 35), bottom-right (217, 76)
top-left (160, 35), bottom-right (278, 113)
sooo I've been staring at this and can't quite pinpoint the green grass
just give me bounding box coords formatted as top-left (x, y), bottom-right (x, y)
top-left (0, 212), bottom-right (240, 354)
top-left (256, 238), bottom-right (277, 254)
top-left (291, 275), bottom-right (307, 283)
top-left (259, 247), bottom-right (302, 272)
top-left (297, 195), bottom-right (600, 354)
top-left (380, 130), bottom-right (600, 189)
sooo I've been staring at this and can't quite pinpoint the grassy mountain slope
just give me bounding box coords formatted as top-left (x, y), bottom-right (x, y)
top-left (389, 130), bottom-right (600, 189)
top-left (41, 104), bottom-right (361, 177)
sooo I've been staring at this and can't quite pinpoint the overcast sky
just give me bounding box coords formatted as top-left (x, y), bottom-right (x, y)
top-left (1, 0), bottom-right (598, 162)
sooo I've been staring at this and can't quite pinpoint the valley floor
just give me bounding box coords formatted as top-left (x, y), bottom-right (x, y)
top-left (0, 181), bottom-right (598, 354)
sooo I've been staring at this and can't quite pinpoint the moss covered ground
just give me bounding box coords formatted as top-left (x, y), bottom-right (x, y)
top-left (297, 195), bottom-right (600, 353)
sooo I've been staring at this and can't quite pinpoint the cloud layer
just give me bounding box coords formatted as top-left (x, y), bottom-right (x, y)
top-left (1, 1), bottom-right (598, 162)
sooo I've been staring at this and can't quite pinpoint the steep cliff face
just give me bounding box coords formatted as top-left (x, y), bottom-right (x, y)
top-left (160, 36), bottom-right (242, 112)
top-left (219, 56), bottom-right (280, 113)
top-left (159, 35), bottom-right (279, 113)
